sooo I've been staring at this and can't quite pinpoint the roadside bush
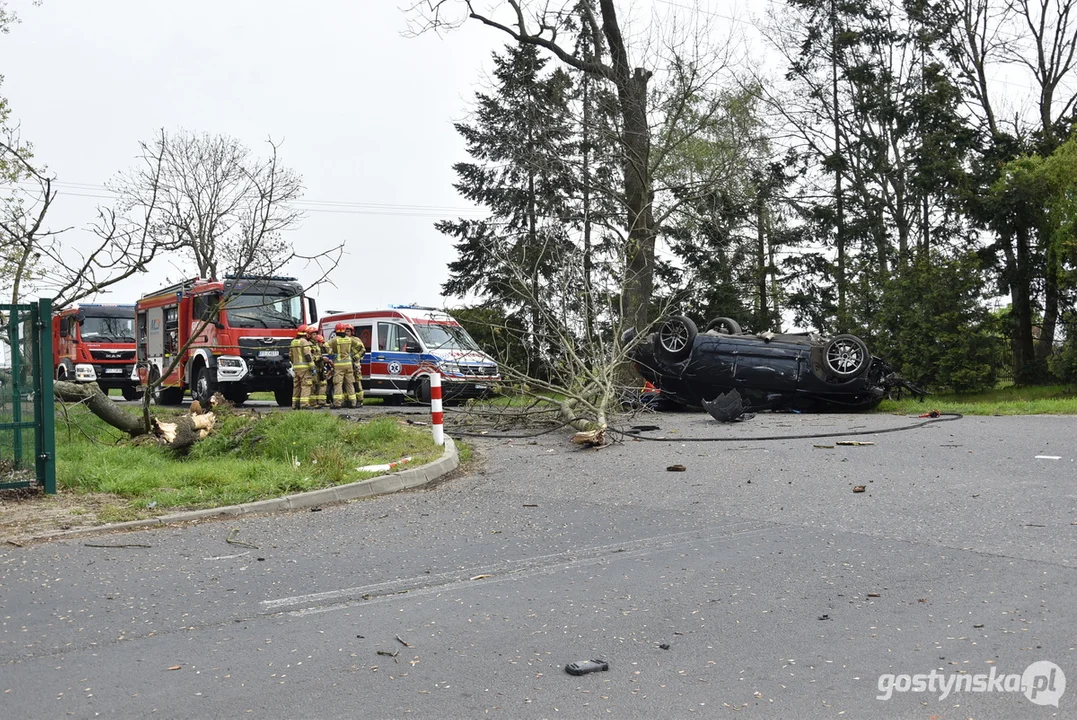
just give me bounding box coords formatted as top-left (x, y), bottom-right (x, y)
top-left (1048, 314), bottom-right (1077, 384)
top-left (876, 253), bottom-right (1004, 393)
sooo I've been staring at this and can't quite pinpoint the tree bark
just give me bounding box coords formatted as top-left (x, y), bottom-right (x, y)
top-left (54, 381), bottom-right (148, 436)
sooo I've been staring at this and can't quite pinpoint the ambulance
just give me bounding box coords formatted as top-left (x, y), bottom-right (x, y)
top-left (317, 306), bottom-right (500, 403)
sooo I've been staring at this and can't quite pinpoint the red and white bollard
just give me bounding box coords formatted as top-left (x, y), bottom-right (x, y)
top-left (429, 373), bottom-right (444, 446)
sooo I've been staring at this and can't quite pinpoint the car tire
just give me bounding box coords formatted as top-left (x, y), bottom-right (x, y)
top-left (656, 316), bottom-right (697, 362)
top-left (705, 317), bottom-right (741, 335)
top-left (414, 376), bottom-right (432, 404)
top-left (823, 334), bottom-right (871, 378)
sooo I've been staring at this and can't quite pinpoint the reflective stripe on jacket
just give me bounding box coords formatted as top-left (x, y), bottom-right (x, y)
top-left (290, 338), bottom-right (313, 370)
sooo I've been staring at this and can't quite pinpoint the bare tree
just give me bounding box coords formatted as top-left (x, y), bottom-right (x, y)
top-left (111, 129), bottom-right (305, 279)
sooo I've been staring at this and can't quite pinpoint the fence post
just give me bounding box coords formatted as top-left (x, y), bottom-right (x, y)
top-left (429, 373), bottom-right (444, 446)
top-left (36, 298), bottom-right (56, 494)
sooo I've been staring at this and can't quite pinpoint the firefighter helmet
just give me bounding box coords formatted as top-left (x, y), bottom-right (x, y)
top-left (345, 324), bottom-right (355, 333)
top-left (315, 334), bottom-right (325, 343)
top-left (295, 324), bottom-right (308, 337)
top-left (334, 322), bottom-right (346, 332)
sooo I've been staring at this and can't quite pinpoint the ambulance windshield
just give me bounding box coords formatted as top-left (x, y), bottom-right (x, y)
top-left (414, 323), bottom-right (481, 353)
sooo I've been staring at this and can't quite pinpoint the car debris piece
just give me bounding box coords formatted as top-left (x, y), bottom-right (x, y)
top-left (836, 441), bottom-right (875, 446)
top-left (565, 659), bottom-right (610, 676)
top-left (701, 389), bottom-right (755, 423)
top-left (667, 464), bottom-right (687, 472)
top-left (628, 315), bottom-right (924, 412)
top-left (852, 485), bottom-right (866, 493)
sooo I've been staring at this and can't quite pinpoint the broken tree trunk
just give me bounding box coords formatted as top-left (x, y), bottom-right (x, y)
top-left (153, 412), bottom-right (216, 452)
top-left (54, 380), bottom-right (148, 436)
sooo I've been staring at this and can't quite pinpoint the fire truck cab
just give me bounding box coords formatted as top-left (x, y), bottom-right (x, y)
top-left (135, 275), bottom-right (316, 406)
top-left (52, 304), bottom-right (141, 400)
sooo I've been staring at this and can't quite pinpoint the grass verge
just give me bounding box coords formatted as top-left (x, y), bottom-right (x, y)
top-left (877, 383), bottom-right (1077, 416)
top-left (53, 403), bottom-right (443, 515)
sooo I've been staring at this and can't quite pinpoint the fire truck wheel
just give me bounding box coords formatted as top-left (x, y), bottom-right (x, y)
top-left (274, 386), bottom-right (293, 407)
top-left (56, 365), bottom-right (68, 381)
top-left (121, 386), bottom-right (143, 402)
top-left (193, 365), bottom-right (217, 405)
top-left (224, 389), bottom-right (249, 406)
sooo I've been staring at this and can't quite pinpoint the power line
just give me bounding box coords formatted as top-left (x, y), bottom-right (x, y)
top-left (10, 179), bottom-right (489, 218)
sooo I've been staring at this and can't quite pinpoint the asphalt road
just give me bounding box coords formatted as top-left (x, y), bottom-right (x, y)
top-left (2, 411), bottom-right (1075, 719)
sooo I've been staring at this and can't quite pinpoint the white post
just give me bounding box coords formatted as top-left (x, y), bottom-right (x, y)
top-left (429, 373), bottom-right (444, 446)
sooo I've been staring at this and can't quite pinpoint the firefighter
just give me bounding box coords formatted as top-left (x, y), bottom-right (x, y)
top-left (329, 323), bottom-right (363, 408)
top-left (311, 333), bottom-right (331, 409)
top-left (345, 324), bottom-right (366, 406)
top-left (289, 324), bottom-right (315, 410)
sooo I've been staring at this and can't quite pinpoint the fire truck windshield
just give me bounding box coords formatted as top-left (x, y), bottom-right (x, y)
top-left (226, 292), bottom-right (303, 329)
top-left (81, 316), bottom-right (135, 342)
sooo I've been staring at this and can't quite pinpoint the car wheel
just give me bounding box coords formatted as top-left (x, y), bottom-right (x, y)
top-left (414, 376), bottom-right (432, 404)
top-left (656, 316), bottom-right (697, 362)
top-left (705, 317), bottom-right (741, 335)
top-left (823, 334), bottom-right (871, 378)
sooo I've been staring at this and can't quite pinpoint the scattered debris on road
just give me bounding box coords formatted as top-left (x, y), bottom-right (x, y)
top-left (837, 441), bottom-right (875, 446)
top-left (565, 659), bottom-right (609, 676)
top-left (225, 528), bottom-right (259, 549)
top-left (852, 485), bottom-right (866, 493)
top-left (571, 428), bottom-right (607, 447)
top-left (701, 390), bottom-right (755, 423)
top-left (667, 464), bottom-right (687, 472)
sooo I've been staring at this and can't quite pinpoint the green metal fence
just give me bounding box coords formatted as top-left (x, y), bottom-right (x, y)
top-left (0, 299), bottom-right (56, 493)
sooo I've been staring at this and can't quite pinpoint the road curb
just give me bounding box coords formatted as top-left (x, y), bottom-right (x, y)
top-left (24, 436), bottom-right (459, 542)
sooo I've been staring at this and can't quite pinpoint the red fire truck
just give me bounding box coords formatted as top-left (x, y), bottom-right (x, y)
top-left (52, 304), bottom-right (142, 400)
top-left (134, 275), bottom-right (317, 406)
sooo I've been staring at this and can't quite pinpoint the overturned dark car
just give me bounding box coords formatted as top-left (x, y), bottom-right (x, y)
top-left (628, 316), bottom-right (915, 413)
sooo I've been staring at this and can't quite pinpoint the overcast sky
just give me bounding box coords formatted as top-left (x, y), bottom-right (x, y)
top-left (0, 0), bottom-right (754, 313)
